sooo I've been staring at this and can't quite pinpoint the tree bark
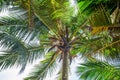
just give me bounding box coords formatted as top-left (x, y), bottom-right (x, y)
top-left (28, 0), bottom-right (34, 30)
top-left (62, 47), bottom-right (69, 80)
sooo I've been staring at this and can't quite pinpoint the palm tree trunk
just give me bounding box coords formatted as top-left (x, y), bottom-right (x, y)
top-left (62, 47), bottom-right (69, 80)
top-left (28, 0), bottom-right (34, 30)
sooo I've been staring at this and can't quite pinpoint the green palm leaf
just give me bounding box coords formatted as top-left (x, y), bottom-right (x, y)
top-left (0, 26), bottom-right (44, 73)
top-left (0, 2), bottom-right (27, 25)
top-left (24, 52), bottom-right (58, 80)
top-left (77, 60), bottom-right (120, 80)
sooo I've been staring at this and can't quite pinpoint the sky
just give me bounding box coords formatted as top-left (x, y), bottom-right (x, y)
top-left (0, 68), bottom-right (27, 80)
top-left (0, 62), bottom-right (54, 80)
top-left (0, 63), bottom-right (35, 80)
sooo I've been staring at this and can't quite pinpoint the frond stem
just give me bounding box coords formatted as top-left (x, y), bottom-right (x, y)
top-left (95, 39), bottom-right (120, 53)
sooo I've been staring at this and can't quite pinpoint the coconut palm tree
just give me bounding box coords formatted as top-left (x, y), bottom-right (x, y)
top-left (77, 0), bottom-right (120, 80)
top-left (0, 0), bottom-right (119, 80)
top-left (23, 0), bottom-right (88, 80)
top-left (24, 0), bottom-right (116, 80)
top-left (0, 0), bottom-right (90, 80)
top-left (0, 0), bottom-right (100, 80)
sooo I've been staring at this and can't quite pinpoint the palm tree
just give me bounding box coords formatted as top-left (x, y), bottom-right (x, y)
top-left (77, 0), bottom-right (120, 80)
top-left (25, 0), bottom-right (112, 80)
top-left (0, 0), bottom-right (119, 80)
top-left (24, 0), bottom-right (86, 80)
top-left (0, 0), bottom-right (99, 80)
top-left (0, 0), bottom-right (89, 80)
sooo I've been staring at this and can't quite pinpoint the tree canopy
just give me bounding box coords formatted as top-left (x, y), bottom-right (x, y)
top-left (0, 0), bottom-right (119, 80)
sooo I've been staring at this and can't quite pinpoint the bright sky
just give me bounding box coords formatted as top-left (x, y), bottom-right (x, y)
top-left (0, 68), bottom-right (28, 80)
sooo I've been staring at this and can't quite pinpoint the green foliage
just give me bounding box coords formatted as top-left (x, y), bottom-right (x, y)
top-left (0, 6), bottom-right (27, 25)
top-left (0, 0), bottom-right (120, 80)
top-left (32, 0), bottom-right (57, 29)
top-left (78, 1), bottom-right (93, 14)
top-left (0, 26), bottom-right (44, 73)
top-left (52, 2), bottom-right (75, 24)
top-left (77, 60), bottom-right (120, 80)
top-left (24, 52), bottom-right (58, 80)
top-left (89, 6), bottom-right (112, 27)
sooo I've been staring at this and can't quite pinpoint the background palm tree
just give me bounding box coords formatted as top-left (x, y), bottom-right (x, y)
top-left (77, 0), bottom-right (120, 80)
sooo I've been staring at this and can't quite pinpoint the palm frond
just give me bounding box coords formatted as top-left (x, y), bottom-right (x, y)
top-left (24, 52), bottom-right (58, 80)
top-left (32, 0), bottom-right (79, 37)
top-left (52, 2), bottom-right (75, 24)
top-left (89, 6), bottom-right (111, 34)
top-left (32, 0), bottom-right (58, 33)
top-left (0, 3), bottom-right (27, 25)
top-left (0, 44), bottom-right (44, 72)
top-left (0, 52), bottom-right (18, 70)
top-left (77, 60), bottom-right (120, 80)
top-left (89, 5), bottom-right (120, 35)
top-left (56, 69), bottom-right (62, 80)
top-left (0, 26), bottom-right (44, 73)
top-left (78, 0), bottom-right (93, 14)
top-left (95, 39), bottom-right (120, 53)
top-left (111, 2), bottom-right (120, 24)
